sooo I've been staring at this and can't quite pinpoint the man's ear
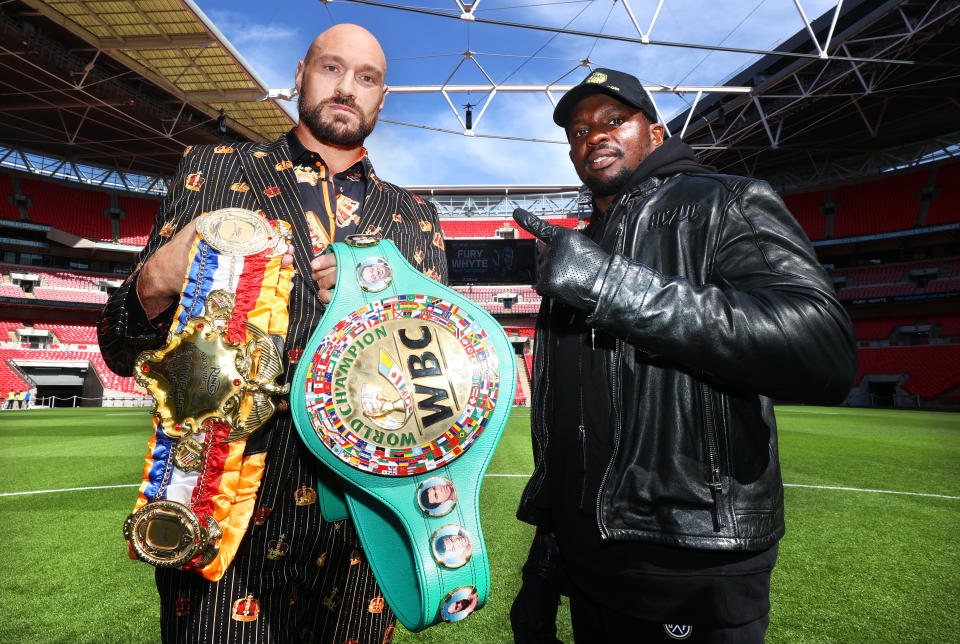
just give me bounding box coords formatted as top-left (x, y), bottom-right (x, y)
top-left (650, 123), bottom-right (666, 147)
top-left (379, 86), bottom-right (387, 112)
top-left (295, 60), bottom-right (305, 94)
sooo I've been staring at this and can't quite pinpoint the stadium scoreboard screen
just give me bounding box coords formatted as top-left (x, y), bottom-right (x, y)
top-left (446, 239), bottom-right (537, 285)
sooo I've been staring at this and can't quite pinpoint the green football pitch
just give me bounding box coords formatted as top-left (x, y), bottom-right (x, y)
top-left (1, 406), bottom-right (958, 643)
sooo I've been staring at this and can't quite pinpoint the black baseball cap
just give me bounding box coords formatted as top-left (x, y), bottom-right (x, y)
top-left (553, 68), bottom-right (658, 128)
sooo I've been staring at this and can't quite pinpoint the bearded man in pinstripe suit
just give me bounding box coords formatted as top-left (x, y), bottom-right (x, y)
top-left (98, 23), bottom-right (447, 644)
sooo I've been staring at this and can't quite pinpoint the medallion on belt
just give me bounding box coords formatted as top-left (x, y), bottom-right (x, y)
top-left (301, 295), bottom-right (500, 476)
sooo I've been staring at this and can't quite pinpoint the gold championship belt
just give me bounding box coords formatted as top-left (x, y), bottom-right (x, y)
top-left (123, 208), bottom-right (294, 580)
top-left (292, 237), bottom-right (517, 631)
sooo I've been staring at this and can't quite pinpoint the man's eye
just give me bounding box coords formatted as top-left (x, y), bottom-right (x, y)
top-left (610, 117), bottom-right (624, 126)
top-left (574, 128), bottom-right (588, 138)
top-left (358, 73), bottom-right (377, 85)
top-left (325, 64), bottom-right (340, 73)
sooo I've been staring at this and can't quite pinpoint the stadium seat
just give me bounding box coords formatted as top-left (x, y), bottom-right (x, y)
top-left (925, 162), bottom-right (960, 226)
top-left (20, 177), bottom-right (112, 241)
top-left (0, 174), bottom-right (20, 221)
top-left (856, 345), bottom-right (960, 400)
top-left (832, 172), bottom-right (925, 238)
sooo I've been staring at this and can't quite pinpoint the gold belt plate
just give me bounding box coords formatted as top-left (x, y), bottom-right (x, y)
top-left (135, 290), bottom-right (289, 441)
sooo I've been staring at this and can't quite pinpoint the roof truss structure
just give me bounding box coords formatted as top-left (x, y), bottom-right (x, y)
top-left (667, 0), bottom-right (960, 190)
top-left (0, 0), bottom-right (294, 176)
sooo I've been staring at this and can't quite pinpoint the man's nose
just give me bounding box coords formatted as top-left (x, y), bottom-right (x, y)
top-left (586, 126), bottom-right (610, 146)
top-left (335, 72), bottom-right (358, 99)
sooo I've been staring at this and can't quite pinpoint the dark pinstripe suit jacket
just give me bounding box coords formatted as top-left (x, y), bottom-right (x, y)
top-left (98, 134), bottom-right (448, 508)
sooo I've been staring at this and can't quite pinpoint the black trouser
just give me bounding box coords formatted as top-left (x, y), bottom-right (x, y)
top-left (568, 584), bottom-right (769, 644)
top-left (155, 454), bottom-right (395, 644)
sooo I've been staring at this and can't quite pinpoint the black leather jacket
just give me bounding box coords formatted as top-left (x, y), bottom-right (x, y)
top-left (517, 171), bottom-right (857, 551)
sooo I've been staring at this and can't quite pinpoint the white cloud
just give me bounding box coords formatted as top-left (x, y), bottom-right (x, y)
top-left (206, 10), bottom-right (307, 89)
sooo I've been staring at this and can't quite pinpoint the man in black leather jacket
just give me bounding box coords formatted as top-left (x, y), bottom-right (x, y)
top-left (509, 68), bottom-right (857, 643)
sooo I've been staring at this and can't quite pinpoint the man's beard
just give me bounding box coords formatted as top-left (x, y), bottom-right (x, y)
top-left (298, 94), bottom-right (377, 147)
top-left (582, 164), bottom-right (633, 199)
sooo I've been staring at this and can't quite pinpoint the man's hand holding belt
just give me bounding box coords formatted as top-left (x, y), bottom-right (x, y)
top-left (513, 207), bottom-right (611, 312)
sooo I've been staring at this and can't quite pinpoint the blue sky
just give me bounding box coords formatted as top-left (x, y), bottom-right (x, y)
top-left (197, 0), bottom-right (838, 186)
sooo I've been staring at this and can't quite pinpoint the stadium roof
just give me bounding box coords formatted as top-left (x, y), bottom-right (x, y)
top-left (667, 0), bottom-right (960, 191)
top-left (0, 0), bottom-right (294, 177)
top-left (2, 0), bottom-right (958, 195)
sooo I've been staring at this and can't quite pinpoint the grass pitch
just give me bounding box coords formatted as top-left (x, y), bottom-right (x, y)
top-left (0, 406), bottom-right (957, 643)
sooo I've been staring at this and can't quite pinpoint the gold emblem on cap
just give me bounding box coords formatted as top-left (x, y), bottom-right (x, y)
top-left (134, 290), bottom-right (289, 441)
top-left (586, 71), bottom-right (607, 84)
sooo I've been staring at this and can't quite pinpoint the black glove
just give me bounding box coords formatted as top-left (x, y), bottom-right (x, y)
top-left (510, 530), bottom-right (564, 644)
top-left (514, 208), bottom-right (611, 311)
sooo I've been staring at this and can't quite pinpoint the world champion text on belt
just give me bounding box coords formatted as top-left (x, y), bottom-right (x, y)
top-left (292, 235), bottom-right (516, 631)
top-left (124, 208), bottom-right (295, 581)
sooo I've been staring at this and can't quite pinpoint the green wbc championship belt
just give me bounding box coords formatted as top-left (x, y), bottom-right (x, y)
top-left (291, 234), bottom-right (516, 632)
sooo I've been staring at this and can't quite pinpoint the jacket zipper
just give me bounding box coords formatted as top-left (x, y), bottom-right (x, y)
top-left (701, 382), bottom-right (724, 531)
top-left (595, 201), bottom-right (628, 538)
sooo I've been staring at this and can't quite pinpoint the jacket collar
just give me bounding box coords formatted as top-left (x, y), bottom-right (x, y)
top-left (237, 136), bottom-right (318, 297)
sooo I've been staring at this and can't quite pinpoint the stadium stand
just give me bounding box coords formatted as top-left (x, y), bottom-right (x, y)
top-left (0, 348), bottom-right (140, 394)
top-left (0, 283), bottom-right (27, 299)
top-left (19, 177), bottom-right (112, 241)
top-left (32, 322), bottom-right (98, 344)
top-left (0, 173), bottom-right (20, 221)
top-left (856, 345), bottom-right (960, 400)
top-left (925, 162), bottom-right (960, 226)
top-left (832, 172), bottom-right (925, 238)
top-left (851, 316), bottom-right (917, 341)
top-left (440, 216), bottom-right (579, 239)
top-left (781, 189), bottom-right (827, 241)
top-left (928, 314), bottom-right (960, 340)
top-left (116, 195), bottom-right (159, 245)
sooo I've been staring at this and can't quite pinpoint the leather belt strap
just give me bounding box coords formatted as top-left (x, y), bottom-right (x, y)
top-left (291, 235), bottom-right (516, 631)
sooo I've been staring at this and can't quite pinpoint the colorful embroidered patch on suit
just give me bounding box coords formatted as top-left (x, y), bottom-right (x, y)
top-left (316, 552), bottom-right (328, 567)
top-left (182, 145), bottom-right (193, 157)
top-left (266, 534), bottom-right (289, 560)
top-left (253, 507), bottom-right (272, 525)
top-left (432, 232), bottom-right (445, 250)
top-left (184, 173), bottom-right (204, 191)
top-left (419, 220), bottom-right (432, 232)
top-left (413, 249), bottom-right (424, 265)
top-left (349, 549), bottom-right (362, 565)
top-left (336, 195), bottom-right (360, 227)
top-left (368, 596), bottom-right (385, 613)
top-left (275, 160), bottom-right (293, 171)
top-left (424, 267), bottom-right (441, 281)
top-left (253, 151), bottom-right (268, 158)
top-left (231, 595), bottom-right (260, 622)
top-left (214, 145), bottom-right (235, 154)
top-left (345, 169), bottom-right (362, 182)
top-left (392, 213), bottom-right (403, 223)
top-left (321, 588), bottom-right (342, 611)
top-left (413, 194), bottom-right (425, 204)
top-left (288, 348), bottom-right (304, 364)
top-left (159, 223), bottom-right (175, 238)
top-left (263, 186), bottom-right (281, 198)
top-left (175, 598), bottom-right (191, 616)
top-left (382, 624), bottom-right (395, 644)
top-left (294, 166), bottom-right (320, 186)
top-left (230, 181), bottom-right (250, 192)
top-left (294, 485), bottom-right (317, 506)
top-left (364, 225), bottom-right (381, 236)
